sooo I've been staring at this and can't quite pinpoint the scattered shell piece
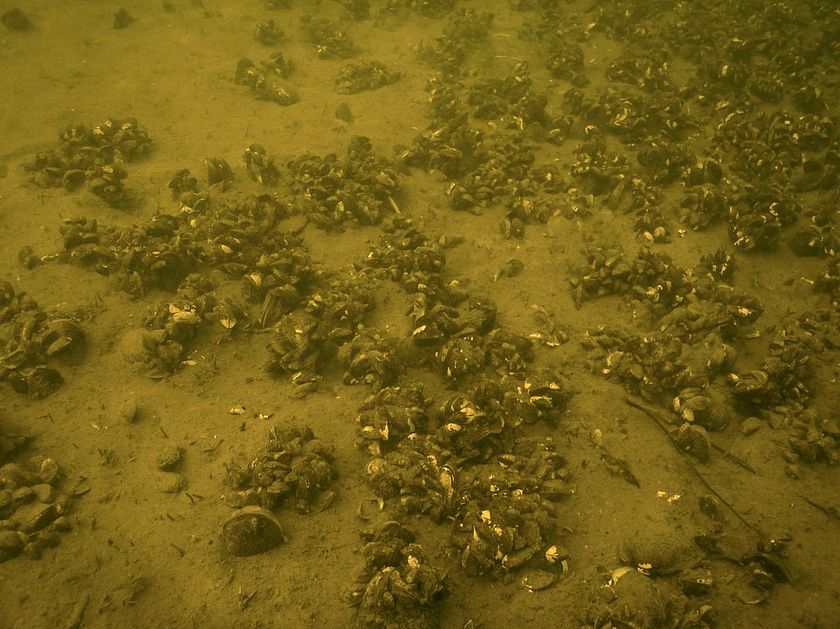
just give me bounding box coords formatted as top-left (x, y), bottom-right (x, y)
top-left (610, 566), bottom-right (634, 585)
top-left (69, 477), bottom-right (91, 497)
top-left (545, 545), bottom-right (568, 564)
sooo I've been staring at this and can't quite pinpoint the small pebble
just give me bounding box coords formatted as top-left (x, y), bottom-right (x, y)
top-left (740, 417), bottom-right (762, 436)
top-left (157, 472), bottom-right (186, 493)
top-left (113, 8), bottom-right (135, 29)
top-left (1, 8), bottom-right (33, 31)
top-left (335, 102), bottom-right (353, 123)
top-left (23, 542), bottom-right (41, 559)
top-left (821, 419), bottom-right (839, 437)
top-left (31, 483), bottom-right (55, 503)
top-left (0, 531), bottom-right (25, 562)
top-left (156, 445), bottom-right (182, 471)
top-left (116, 392), bottom-right (138, 423)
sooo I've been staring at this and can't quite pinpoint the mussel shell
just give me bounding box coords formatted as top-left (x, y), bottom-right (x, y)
top-left (222, 506), bottom-right (285, 556)
top-left (528, 385), bottom-right (567, 409)
top-left (732, 370), bottom-right (770, 395)
top-left (61, 169), bottom-right (86, 191)
top-left (41, 318), bottom-right (85, 357)
top-left (205, 158), bottom-right (233, 185)
top-left (742, 552), bottom-right (791, 584)
top-left (10, 367), bottom-right (63, 399)
top-left (521, 568), bottom-right (556, 591)
top-left (678, 567), bottom-right (714, 595)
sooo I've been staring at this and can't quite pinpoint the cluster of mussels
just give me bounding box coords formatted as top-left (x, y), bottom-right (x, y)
top-left (0, 282), bottom-right (85, 398)
top-left (21, 127), bottom-right (463, 627)
top-left (527, 0), bottom-right (840, 476)
top-left (336, 60), bottom-right (400, 94)
top-left (253, 19), bottom-right (283, 46)
top-left (345, 521), bottom-right (448, 629)
top-left (569, 245), bottom-right (695, 311)
top-left (221, 426), bottom-right (337, 556)
top-left (489, 0), bottom-right (840, 263)
top-left (301, 14), bottom-right (356, 59)
top-left (0, 445), bottom-right (80, 564)
top-left (415, 7), bottom-right (495, 76)
top-left (362, 219), bottom-right (544, 384)
top-left (398, 4), bottom-right (709, 254)
top-left (405, 19), bottom-right (589, 240)
top-left (24, 118), bottom-right (152, 206)
top-left (11, 0), bottom-right (838, 624)
top-left (224, 425), bottom-right (337, 515)
top-left (235, 52), bottom-right (299, 106)
top-left (41, 136), bottom-right (407, 381)
top-left (172, 199), bottom-right (571, 627)
top-left (239, 3), bottom-right (412, 107)
top-left (342, 219), bottom-right (574, 626)
top-left (286, 135), bottom-right (401, 228)
top-left (579, 249), bottom-right (838, 469)
top-left (237, 7), bottom-right (402, 107)
top-left (385, 0), bottom-right (456, 19)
